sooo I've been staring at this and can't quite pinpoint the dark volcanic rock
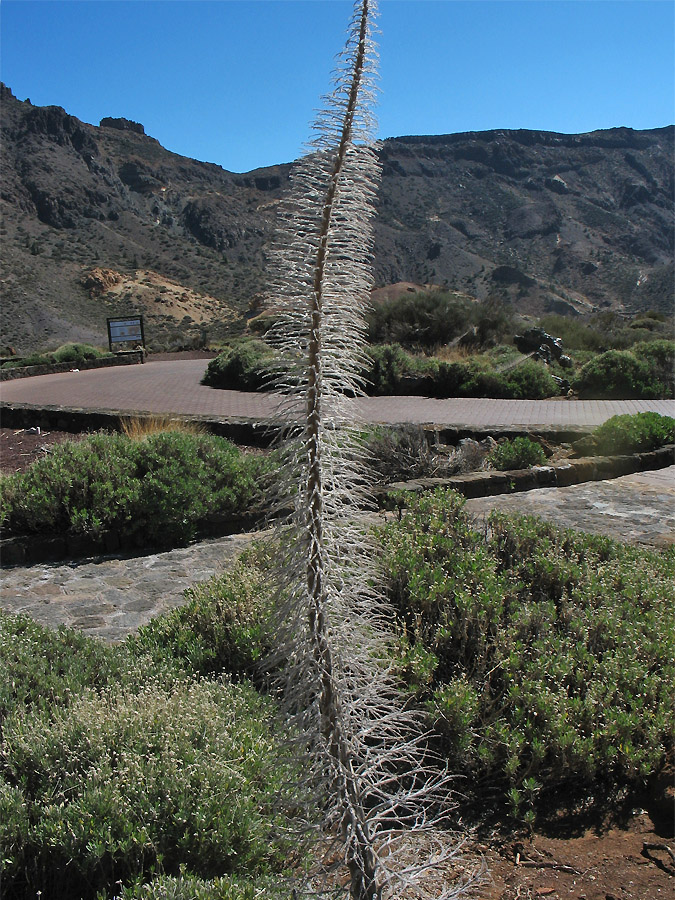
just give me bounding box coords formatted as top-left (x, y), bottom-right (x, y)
top-left (0, 81), bottom-right (673, 352)
top-left (100, 116), bottom-right (145, 135)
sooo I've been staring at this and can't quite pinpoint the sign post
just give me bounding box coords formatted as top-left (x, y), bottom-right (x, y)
top-left (107, 316), bottom-right (145, 353)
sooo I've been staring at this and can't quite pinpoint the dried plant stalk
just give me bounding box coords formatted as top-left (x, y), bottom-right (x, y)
top-left (265, 2), bottom-right (476, 898)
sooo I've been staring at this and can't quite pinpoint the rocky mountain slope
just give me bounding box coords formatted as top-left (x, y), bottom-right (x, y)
top-left (1, 83), bottom-right (672, 352)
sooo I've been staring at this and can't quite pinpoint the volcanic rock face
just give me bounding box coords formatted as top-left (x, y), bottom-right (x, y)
top-left (373, 129), bottom-right (674, 318)
top-left (0, 82), bottom-right (672, 352)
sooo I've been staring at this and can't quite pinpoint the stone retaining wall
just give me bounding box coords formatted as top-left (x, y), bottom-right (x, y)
top-left (1, 403), bottom-right (594, 448)
top-left (376, 444), bottom-right (675, 506)
top-left (0, 403), bottom-right (276, 446)
top-left (3, 444), bottom-right (673, 568)
top-left (0, 351), bottom-right (144, 381)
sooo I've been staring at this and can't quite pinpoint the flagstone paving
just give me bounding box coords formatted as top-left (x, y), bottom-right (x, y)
top-left (1, 467), bottom-right (672, 644)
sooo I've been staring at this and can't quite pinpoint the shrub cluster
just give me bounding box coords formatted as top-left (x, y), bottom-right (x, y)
top-left (0, 550), bottom-right (297, 900)
top-left (365, 345), bottom-right (560, 399)
top-left (487, 436), bottom-right (546, 470)
top-left (379, 490), bottom-right (674, 817)
top-left (201, 340), bottom-right (275, 391)
top-left (572, 340), bottom-right (674, 399)
top-left (1, 342), bottom-right (110, 369)
top-left (129, 557), bottom-right (275, 680)
top-left (0, 432), bottom-right (265, 547)
top-left (587, 412), bottom-right (675, 456)
top-left (0, 628), bottom-right (295, 898)
top-left (2, 493), bottom-right (672, 893)
top-left (367, 291), bottom-right (514, 350)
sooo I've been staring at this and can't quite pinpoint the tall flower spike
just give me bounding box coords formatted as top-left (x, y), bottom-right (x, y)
top-left (265, 2), bottom-right (476, 898)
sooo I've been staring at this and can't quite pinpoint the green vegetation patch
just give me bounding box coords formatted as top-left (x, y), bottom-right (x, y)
top-left (0, 606), bottom-right (297, 900)
top-left (487, 436), bottom-right (547, 470)
top-left (585, 411), bottom-right (675, 456)
top-left (1, 342), bottom-right (111, 369)
top-left (367, 291), bottom-right (513, 350)
top-left (0, 431), bottom-right (265, 547)
top-left (130, 555), bottom-right (275, 680)
top-left (572, 340), bottom-right (674, 399)
top-left (201, 339), bottom-right (276, 391)
top-left (379, 489), bottom-right (674, 817)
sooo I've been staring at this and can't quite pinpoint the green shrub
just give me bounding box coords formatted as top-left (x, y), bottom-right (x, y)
top-left (503, 360), bottom-right (560, 399)
top-left (0, 343), bottom-right (108, 369)
top-left (364, 343), bottom-right (435, 394)
top-left (487, 436), bottom-right (546, 470)
top-left (1, 678), bottom-right (295, 899)
top-left (129, 558), bottom-right (274, 679)
top-left (572, 348), bottom-right (668, 398)
top-left (367, 290), bottom-right (475, 349)
top-left (1, 352), bottom-right (51, 369)
top-left (590, 412), bottom-right (675, 455)
top-left (1, 432), bottom-right (264, 547)
top-left (0, 613), bottom-right (132, 725)
top-left (631, 340), bottom-right (675, 396)
top-left (202, 340), bottom-right (276, 390)
top-left (538, 314), bottom-right (607, 352)
top-left (52, 342), bottom-right (108, 365)
top-left (378, 489), bottom-right (674, 809)
top-left (115, 874), bottom-right (291, 900)
top-left (434, 359), bottom-right (559, 400)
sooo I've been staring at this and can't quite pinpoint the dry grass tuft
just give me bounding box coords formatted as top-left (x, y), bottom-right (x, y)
top-left (119, 415), bottom-right (206, 440)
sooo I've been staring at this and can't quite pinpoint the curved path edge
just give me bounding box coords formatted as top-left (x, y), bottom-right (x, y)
top-left (1, 360), bottom-right (674, 435)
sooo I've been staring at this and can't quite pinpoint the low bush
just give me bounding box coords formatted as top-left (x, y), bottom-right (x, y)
top-left (573, 342), bottom-right (674, 399)
top-left (0, 606), bottom-right (298, 900)
top-left (364, 349), bottom-right (559, 399)
top-left (487, 436), bottom-right (546, 470)
top-left (502, 360), bottom-right (560, 399)
top-left (589, 412), bottom-right (675, 456)
top-left (51, 342), bottom-right (109, 365)
top-left (1, 678), bottom-right (295, 899)
top-left (1, 343), bottom-right (109, 369)
top-left (631, 339), bottom-right (675, 394)
top-left (538, 314), bottom-right (608, 352)
top-left (364, 343), bottom-right (435, 394)
top-left (201, 340), bottom-right (276, 391)
top-left (435, 359), bottom-right (558, 400)
top-left (0, 432), bottom-right (265, 547)
top-left (129, 557), bottom-right (274, 680)
top-left (367, 290), bottom-right (476, 349)
top-left (0, 612), bottom-right (143, 725)
top-left (379, 490), bottom-right (674, 814)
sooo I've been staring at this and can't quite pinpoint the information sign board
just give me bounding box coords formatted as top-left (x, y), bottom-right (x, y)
top-left (107, 316), bottom-right (145, 350)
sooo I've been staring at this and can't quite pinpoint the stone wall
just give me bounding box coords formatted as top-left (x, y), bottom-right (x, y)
top-left (0, 351), bottom-right (144, 381)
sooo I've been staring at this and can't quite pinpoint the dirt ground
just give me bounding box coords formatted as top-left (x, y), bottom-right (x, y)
top-left (0, 426), bottom-right (92, 474)
top-left (474, 804), bottom-right (674, 900)
top-left (1, 427), bottom-right (673, 899)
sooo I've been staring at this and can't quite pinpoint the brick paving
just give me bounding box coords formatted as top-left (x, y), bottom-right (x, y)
top-left (2, 359), bottom-right (674, 427)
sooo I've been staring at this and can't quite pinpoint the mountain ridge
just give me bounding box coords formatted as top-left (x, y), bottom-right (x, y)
top-left (1, 83), bottom-right (672, 352)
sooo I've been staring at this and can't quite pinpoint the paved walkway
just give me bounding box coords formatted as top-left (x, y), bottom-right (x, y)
top-left (465, 465), bottom-right (675, 549)
top-left (2, 360), bottom-right (673, 428)
top-left (2, 362), bottom-right (673, 643)
top-left (1, 468), bottom-right (673, 644)
top-left (0, 531), bottom-right (259, 643)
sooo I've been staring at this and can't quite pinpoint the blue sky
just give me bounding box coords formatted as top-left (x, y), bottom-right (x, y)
top-left (2, 1), bottom-right (673, 173)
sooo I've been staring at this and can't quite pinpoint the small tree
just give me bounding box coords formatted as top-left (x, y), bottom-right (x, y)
top-left (265, 2), bottom-right (473, 898)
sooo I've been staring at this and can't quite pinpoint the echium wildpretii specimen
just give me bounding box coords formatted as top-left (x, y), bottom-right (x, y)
top-left (266, 2), bottom-right (472, 899)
